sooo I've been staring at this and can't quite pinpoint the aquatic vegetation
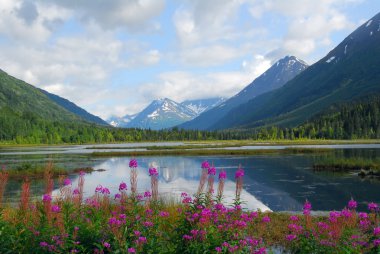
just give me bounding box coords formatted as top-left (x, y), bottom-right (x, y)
top-left (0, 159), bottom-right (379, 253)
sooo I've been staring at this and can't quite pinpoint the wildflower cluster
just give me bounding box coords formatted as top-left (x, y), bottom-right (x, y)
top-left (0, 159), bottom-right (379, 254)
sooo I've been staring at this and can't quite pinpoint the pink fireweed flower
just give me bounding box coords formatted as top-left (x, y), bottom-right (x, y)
top-left (254, 247), bottom-right (267, 254)
top-left (359, 212), bottom-right (368, 219)
top-left (235, 168), bottom-right (244, 179)
top-left (359, 219), bottom-right (371, 230)
top-left (42, 194), bottom-right (52, 202)
top-left (303, 200), bottom-right (312, 210)
top-left (286, 234), bottom-right (297, 241)
top-left (137, 236), bottom-right (147, 245)
top-left (182, 197), bottom-right (192, 204)
top-left (348, 198), bottom-right (357, 209)
top-left (63, 178), bottom-right (71, 186)
top-left (103, 242), bottom-right (110, 248)
top-left (208, 167), bottom-right (216, 175)
top-left (136, 194), bottom-right (144, 201)
top-left (341, 209), bottom-right (353, 218)
top-left (148, 167), bottom-right (158, 176)
top-left (374, 239), bottom-right (380, 247)
top-left (40, 242), bottom-right (49, 247)
top-left (129, 159), bottom-right (138, 168)
top-left (108, 217), bottom-right (122, 226)
top-left (303, 200), bottom-right (312, 215)
top-left (190, 229), bottom-right (199, 236)
top-left (95, 185), bottom-right (103, 193)
top-left (288, 223), bottom-right (303, 233)
top-left (181, 192), bottom-right (188, 197)
top-left (374, 227), bottom-right (380, 236)
top-left (143, 221), bottom-right (154, 227)
top-left (368, 202), bottom-right (378, 212)
top-left (201, 161), bottom-right (210, 169)
top-left (119, 182), bottom-right (127, 191)
top-left (215, 247), bottom-right (222, 253)
top-left (51, 205), bottom-right (60, 213)
top-left (73, 188), bottom-right (80, 195)
top-left (144, 191), bottom-right (151, 198)
top-left (159, 211), bottom-right (169, 217)
top-left (219, 170), bottom-right (227, 179)
top-left (101, 187), bottom-right (110, 195)
top-left (134, 230), bottom-right (141, 236)
top-left (114, 193), bottom-right (121, 199)
top-left (183, 234), bottom-right (192, 240)
top-left (290, 215), bottom-right (299, 222)
top-left (262, 215), bottom-right (271, 223)
top-left (128, 248), bottom-right (136, 253)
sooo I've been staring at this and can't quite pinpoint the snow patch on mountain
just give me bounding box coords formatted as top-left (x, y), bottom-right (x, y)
top-left (181, 97), bottom-right (226, 115)
top-left (326, 56), bottom-right (335, 63)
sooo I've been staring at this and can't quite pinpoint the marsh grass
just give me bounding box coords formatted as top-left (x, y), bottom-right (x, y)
top-left (313, 157), bottom-right (380, 172)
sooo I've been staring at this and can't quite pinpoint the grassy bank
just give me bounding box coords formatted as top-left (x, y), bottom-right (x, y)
top-left (313, 157), bottom-right (380, 173)
top-left (3, 163), bottom-right (95, 179)
top-left (0, 159), bottom-right (379, 253)
top-left (91, 147), bottom-right (332, 157)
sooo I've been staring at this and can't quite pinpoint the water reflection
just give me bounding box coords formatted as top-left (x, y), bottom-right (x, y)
top-left (2, 152), bottom-right (380, 212)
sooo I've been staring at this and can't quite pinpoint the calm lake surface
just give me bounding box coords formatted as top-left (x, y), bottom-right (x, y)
top-left (1, 143), bottom-right (380, 212)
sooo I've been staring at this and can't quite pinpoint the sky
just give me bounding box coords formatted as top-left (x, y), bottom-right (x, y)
top-left (0, 0), bottom-right (378, 119)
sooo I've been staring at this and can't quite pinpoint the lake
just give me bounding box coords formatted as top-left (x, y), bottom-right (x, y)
top-left (1, 143), bottom-right (380, 212)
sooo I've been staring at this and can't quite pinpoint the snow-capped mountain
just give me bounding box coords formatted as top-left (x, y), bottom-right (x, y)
top-left (107, 114), bottom-right (136, 127)
top-left (124, 98), bottom-right (197, 130)
top-left (181, 97), bottom-right (226, 115)
top-left (107, 97), bottom-right (226, 129)
top-left (179, 55), bottom-right (309, 130)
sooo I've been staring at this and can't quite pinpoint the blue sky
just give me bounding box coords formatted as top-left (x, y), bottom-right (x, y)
top-left (0, 0), bottom-right (378, 119)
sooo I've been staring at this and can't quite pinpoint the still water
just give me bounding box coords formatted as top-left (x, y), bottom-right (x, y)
top-left (1, 144), bottom-right (380, 212)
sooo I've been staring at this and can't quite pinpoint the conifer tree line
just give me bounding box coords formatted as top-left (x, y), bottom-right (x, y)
top-left (1, 95), bottom-right (380, 144)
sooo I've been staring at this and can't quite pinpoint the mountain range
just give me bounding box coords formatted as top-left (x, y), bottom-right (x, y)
top-left (179, 56), bottom-right (309, 130)
top-left (1, 11), bottom-right (380, 142)
top-left (208, 12), bottom-right (380, 130)
top-left (108, 97), bottom-right (225, 130)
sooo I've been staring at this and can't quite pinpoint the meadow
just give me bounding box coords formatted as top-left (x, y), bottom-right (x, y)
top-left (0, 159), bottom-right (379, 253)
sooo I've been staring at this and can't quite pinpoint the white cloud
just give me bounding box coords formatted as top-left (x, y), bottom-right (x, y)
top-left (178, 45), bottom-right (245, 67)
top-left (137, 54), bottom-right (272, 103)
top-left (42, 0), bottom-right (165, 32)
top-left (248, 0), bottom-right (356, 61)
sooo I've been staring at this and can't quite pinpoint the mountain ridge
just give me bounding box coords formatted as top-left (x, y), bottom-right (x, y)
top-left (107, 97), bottom-right (225, 129)
top-left (178, 55), bottom-right (308, 130)
top-left (211, 12), bottom-right (380, 130)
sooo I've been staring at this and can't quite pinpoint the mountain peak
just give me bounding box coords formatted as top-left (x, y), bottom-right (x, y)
top-left (179, 55), bottom-right (308, 130)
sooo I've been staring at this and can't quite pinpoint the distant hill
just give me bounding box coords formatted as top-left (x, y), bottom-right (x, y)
top-left (40, 89), bottom-right (108, 125)
top-left (212, 12), bottom-right (380, 130)
top-left (179, 56), bottom-right (308, 130)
